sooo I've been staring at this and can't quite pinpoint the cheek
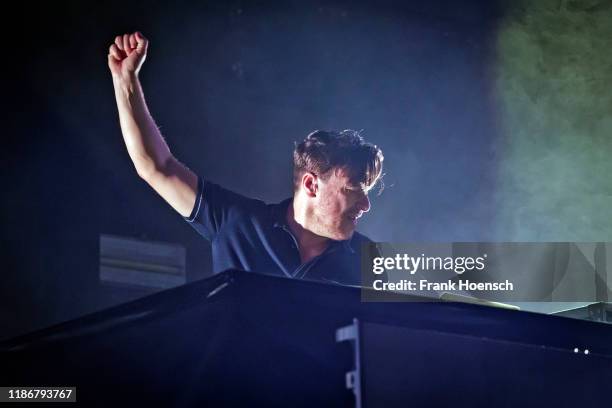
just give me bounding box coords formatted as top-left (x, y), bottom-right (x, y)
top-left (328, 196), bottom-right (347, 215)
top-left (317, 195), bottom-right (345, 220)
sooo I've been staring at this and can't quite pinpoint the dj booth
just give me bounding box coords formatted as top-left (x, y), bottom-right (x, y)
top-left (3, 270), bottom-right (611, 407)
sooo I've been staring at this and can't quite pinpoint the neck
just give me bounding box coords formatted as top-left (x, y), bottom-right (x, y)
top-left (287, 199), bottom-right (330, 262)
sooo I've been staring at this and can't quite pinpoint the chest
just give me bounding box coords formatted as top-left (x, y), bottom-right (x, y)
top-left (211, 221), bottom-right (360, 284)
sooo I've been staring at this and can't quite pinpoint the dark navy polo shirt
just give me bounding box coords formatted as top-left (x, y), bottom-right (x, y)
top-left (184, 177), bottom-right (382, 286)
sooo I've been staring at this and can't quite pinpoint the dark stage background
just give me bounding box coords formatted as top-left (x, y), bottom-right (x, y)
top-left (2, 0), bottom-right (611, 340)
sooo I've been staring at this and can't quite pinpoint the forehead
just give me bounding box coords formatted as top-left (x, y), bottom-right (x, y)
top-left (327, 167), bottom-right (365, 190)
top-left (327, 167), bottom-right (352, 183)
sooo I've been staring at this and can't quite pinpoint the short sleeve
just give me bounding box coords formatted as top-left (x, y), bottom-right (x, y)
top-left (184, 176), bottom-right (259, 241)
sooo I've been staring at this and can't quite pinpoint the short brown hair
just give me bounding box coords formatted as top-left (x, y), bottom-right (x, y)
top-left (293, 129), bottom-right (384, 192)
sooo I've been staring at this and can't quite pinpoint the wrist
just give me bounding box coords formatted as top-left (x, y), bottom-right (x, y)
top-left (112, 72), bottom-right (138, 89)
top-left (113, 73), bottom-right (139, 96)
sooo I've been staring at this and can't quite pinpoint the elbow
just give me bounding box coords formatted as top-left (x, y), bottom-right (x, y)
top-left (136, 165), bottom-right (154, 182)
top-left (135, 156), bottom-right (174, 182)
top-left (135, 159), bottom-right (160, 182)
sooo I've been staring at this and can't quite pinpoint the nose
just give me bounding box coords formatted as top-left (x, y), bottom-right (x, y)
top-left (358, 193), bottom-right (371, 214)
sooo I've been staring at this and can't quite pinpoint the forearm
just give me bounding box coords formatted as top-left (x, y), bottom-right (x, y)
top-left (112, 73), bottom-right (172, 179)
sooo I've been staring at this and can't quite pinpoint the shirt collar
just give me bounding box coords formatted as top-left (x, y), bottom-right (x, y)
top-left (271, 198), bottom-right (355, 254)
top-left (272, 198), bottom-right (293, 229)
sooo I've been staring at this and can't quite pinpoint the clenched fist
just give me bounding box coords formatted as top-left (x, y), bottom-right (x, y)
top-left (108, 32), bottom-right (149, 80)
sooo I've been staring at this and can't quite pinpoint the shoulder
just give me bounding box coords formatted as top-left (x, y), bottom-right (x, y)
top-left (185, 177), bottom-right (270, 240)
top-left (349, 231), bottom-right (381, 257)
top-left (201, 179), bottom-right (268, 213)
top-left (350, 231), bottom-right (375, 247)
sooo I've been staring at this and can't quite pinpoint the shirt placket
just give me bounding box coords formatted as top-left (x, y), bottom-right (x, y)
top-left (294, 242), bottom-right (343, 280)
top-left (277, 224), bottom-right (342, 279)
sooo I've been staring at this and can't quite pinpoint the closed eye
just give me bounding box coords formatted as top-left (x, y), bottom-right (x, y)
top-left (344, 185), bottom-right (370, 195)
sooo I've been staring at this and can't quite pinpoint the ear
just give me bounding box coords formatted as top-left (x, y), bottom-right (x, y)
top-left (302, 172), bottom-right (318, 197)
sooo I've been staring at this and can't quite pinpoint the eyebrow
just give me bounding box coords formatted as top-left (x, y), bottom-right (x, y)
top-left (344, 184), bottom-right (370, 193)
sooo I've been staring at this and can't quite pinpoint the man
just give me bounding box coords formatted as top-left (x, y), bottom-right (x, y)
top-left (108, 32), bottom-right (384, 286)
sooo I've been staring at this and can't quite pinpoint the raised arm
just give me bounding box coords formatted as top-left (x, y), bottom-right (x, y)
top-left (108, 32), bottom-right (198, 217)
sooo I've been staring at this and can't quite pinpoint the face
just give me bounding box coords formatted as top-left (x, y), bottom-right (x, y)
top-left (309, 168), bottom-right (372, 240)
